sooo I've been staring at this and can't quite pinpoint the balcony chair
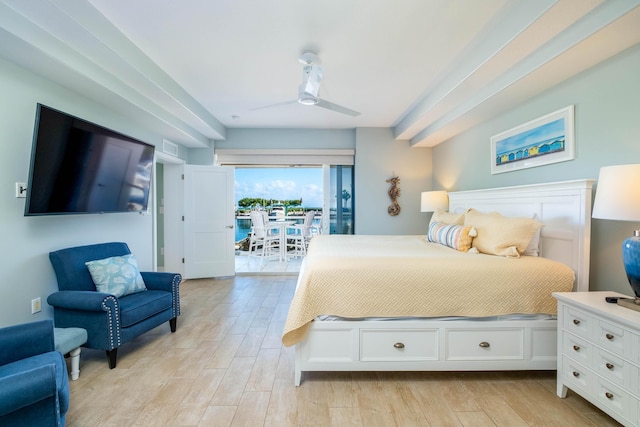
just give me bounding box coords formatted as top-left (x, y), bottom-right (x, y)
top-left (0, 320), bottom-right (69, 427)
top-left (248, 211), bottom-right (280, 260)
top-left (47, 242), bottom-right (181, 369)
top-left (286, 210), bottom-right (316, 258)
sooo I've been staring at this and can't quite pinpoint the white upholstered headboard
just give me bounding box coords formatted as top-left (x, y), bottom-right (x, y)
top-left (448, 179), bottom-right (595, 292)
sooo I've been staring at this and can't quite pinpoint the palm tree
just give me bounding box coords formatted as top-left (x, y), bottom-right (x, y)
top-left (342, 189), bottom-right (351, 209)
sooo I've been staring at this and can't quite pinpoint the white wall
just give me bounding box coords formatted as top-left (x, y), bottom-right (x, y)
top-left (355, 128), bottom-right (433, 235)
top-left (0, 59), bottom-right (168, 327)
top-left (432, 45), bottom-right (640, 295)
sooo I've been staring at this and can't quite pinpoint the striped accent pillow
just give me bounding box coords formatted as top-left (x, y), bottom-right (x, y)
top-left (427, 221), bottom-right (475, 252)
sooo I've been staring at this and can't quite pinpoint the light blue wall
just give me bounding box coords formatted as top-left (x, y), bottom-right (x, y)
top-left (0, 58), bottom-right (168, 327)
top-left (355, 128), bottom-right (433, 235)
top-left (216, 128), bottom-right (356, 150)
top-left (432, 45), bottom-right (640, 295)
top-left (188, 141), bottom-right (215, 165)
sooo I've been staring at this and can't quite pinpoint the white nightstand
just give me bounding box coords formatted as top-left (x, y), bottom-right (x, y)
top-left (554, 291), bottom-right (640, 427)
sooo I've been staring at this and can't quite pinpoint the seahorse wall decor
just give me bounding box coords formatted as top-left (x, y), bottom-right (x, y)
top-left (386, 176), bottom-right (401, 216)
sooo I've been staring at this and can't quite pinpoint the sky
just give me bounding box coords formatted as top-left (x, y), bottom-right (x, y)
top-left (235, 167), bottom-right (323, 208)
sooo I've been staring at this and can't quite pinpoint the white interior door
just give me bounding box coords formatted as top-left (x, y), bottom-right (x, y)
top-left (159, 156), bottom-right (186, 276)
top-left (183, 165), bottom-right (235, 278)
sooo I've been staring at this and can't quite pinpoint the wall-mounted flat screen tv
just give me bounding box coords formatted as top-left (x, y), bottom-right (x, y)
top-left (25, 104), bottom-right (155, 216)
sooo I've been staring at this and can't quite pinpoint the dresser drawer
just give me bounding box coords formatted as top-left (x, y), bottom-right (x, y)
top-left (360, 329), bottom-right (438, 362)
top-left (595, 348), bottom-right (630, 389)
top-left (630, 364), bottom-right (640, 396)
top-left (445, 329), bottom-right (523, 361)
top-left (562, 331), bottom-right (591, 365)
top-left (563, 306), bottom-right (592, 339)
top-left (597, 320), bottom-right (631, 359)
top-left (595, 376), bottom-right (637, 425)
top-left (561, 356), bottom-right (594, 396)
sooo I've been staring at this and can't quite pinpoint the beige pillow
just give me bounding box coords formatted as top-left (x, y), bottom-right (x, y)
top-left (464, 209), bottom-right (542, 257)
top-left (430, 209), bottom-right (465, 226)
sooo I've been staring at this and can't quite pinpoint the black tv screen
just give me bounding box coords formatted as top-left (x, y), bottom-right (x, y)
top-left (25, 104), bottom-right (155, 216)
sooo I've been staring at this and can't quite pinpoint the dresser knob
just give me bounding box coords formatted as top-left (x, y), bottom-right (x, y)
top-left (572, 345), bottom-right (580, 352)
top-left (605, 392), bottom-right (614, 400)
top-left (479, 341), bottom-right (490, 348)
top-left (573, 319), bottom-right (580, 325)
top-left (572, 371), bottom-right (580, 377)
top-left (393, 342), bottom-right (405, 349)
top-left (605, 333), bottom-right (614, 341)
top-left (606, 363), bottom-right (614, 370)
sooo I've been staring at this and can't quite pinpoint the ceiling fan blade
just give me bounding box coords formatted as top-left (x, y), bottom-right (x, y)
top-left (249, 99), bottom-right (298, 111)
top-left (303, 65), bottom-right (323, 98)
top-left (316, 99), bottom-right (361, 117)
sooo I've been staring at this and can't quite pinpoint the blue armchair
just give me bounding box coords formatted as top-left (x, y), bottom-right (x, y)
top-left (47, 242), bottom-right (181, 369)
top-left (0, 320), bottom-right (70, 427)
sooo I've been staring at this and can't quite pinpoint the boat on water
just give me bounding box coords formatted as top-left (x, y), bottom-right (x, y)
top-left (270, 204), bottom-right (286, 219)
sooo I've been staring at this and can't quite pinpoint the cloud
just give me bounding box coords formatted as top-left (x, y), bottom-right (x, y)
top-left (235, 169), bottom-right (324, 207)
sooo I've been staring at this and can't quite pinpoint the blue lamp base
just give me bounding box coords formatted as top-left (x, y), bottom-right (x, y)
top-left (618, 231), bottom-right (640, 311)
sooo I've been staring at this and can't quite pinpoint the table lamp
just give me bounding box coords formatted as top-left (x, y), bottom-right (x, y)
top-left (592, 164), bottom-right (640, 311)
top-left (420, 191), bottom-right (448, 212)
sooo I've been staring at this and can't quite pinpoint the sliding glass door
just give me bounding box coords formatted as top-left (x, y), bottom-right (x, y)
top-left (234, 165), bottom-right (354, 238)
top-left (326, 165), bottom-right (354, 234)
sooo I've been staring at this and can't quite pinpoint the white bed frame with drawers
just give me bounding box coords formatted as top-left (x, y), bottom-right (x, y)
top-left (293, 179), bottom-right (594, 386)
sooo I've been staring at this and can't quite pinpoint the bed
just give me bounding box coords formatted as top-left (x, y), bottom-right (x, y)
top-left (283, 179), bottom-right (594, 386)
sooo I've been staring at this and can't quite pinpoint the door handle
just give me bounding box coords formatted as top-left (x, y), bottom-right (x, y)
top-left (226, 225), bottom-right (234, 229)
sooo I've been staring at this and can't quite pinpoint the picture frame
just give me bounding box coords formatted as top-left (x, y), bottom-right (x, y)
top-left (490, 105), bottom-right (575, 175)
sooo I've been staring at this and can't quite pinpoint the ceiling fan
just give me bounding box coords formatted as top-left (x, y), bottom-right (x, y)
top-left (251, 52), bottom-right (361, 117)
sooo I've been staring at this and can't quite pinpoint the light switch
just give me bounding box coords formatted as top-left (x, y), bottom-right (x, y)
top-left (16, 182), bottom-right (27, 198)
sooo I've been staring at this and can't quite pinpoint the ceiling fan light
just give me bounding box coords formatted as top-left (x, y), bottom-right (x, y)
top-left (298, 94), bottom-right (318, 106)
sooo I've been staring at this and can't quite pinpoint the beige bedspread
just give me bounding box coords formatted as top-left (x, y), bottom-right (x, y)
top-left (282, 235), bottom-right (575, 346)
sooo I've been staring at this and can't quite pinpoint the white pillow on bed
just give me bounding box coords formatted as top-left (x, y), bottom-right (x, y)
top-left (464, 209), bottom-right (542, 258)
top-left (523, 225), bottom-right (542, 256)
top-left (430, 209), bottom-right (466, 225)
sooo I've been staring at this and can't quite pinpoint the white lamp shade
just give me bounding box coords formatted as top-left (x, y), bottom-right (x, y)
top-left (420, 191), bottom-right (448, 212)
top-left (592, 164), bottom-right (640, 221)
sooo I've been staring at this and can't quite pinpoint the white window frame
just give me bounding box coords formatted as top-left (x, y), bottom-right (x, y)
top-left (214, 149), bottom-right (354, 166)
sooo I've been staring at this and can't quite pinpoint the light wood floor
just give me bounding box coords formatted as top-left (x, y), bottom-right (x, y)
top-left (65, 276), bottom-right (621, 426)
top-left (234, 253), bottom-right (302, 274)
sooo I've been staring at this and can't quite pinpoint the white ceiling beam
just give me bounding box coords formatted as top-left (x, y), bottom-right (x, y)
top-left (409, 0), bottom-right (640, 147)
top-left (0, 27), bottom-right (213, 147)
top-left (393, 0), bottom-right (558, 141)
top-left (0, 0), bottom-right (226, 146)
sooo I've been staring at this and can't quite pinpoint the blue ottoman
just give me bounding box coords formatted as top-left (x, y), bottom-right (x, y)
top-left (54, 327), bottom-right (87, 380)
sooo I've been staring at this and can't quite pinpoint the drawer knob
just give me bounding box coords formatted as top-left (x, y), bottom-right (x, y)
top-left (572, 371), bottom-right (580, 377)
top-left (605, 333), bottom-right (614, 341)
top-left (605, 392), bottom-right (614, 400)
top-left (573, 319), bottom-right (581, 325)
top-left (606, 363), bottom-right (614, 370)
top-left (479, 341), bottom-right (490, 348)
top-left (572, 345), bottom-right (580, 352)
top-left (393, 342), bottom-right (405, 349)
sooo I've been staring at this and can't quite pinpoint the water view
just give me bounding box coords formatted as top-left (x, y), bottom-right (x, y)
top-left (234, 166), bottom-right (354, 241)
top-left (235, 167), bottom-right (323, 241)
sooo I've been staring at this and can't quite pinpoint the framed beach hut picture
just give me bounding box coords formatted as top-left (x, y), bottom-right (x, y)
top-left (490, 105), bottom-right (575, 174)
